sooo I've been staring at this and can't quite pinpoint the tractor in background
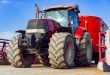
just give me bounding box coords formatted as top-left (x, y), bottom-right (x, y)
top-left (0, 39), bottom-right (9, 65)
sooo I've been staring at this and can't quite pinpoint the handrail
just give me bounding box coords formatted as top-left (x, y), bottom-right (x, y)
top-left (0, 39), bottom-right (10, 41)
top-left (0, 39), bottom-right (9, 60)
top-left (99, 31), bottom-right (106, 62)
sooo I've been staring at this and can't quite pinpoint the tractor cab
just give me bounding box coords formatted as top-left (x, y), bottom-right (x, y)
top-left (44, 5), bottom-right (80, 32)
top-left (26, 5), bottom-right (80, 33)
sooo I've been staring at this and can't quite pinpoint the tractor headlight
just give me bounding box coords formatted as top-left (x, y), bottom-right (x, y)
top-left (26, 29), bottom-right (45, 34)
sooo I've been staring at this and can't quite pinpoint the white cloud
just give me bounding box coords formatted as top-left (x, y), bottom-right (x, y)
top-left (0, 31), bottom-right (16, 40)
top-left (15, 2), bottom-right (25, 7)
top-left (0, 0), bottom-right (11, 4)
top-left (0, 0), bottom-right (24, 7)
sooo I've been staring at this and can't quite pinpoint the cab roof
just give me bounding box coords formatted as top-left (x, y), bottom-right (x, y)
top-left (44, 5), bottom-right (77, 11)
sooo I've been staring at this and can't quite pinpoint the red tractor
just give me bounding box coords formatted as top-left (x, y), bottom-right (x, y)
top-left (7, 5), bottom-right (92, 68)
top-left (7, 4), bottom-right (110, 71)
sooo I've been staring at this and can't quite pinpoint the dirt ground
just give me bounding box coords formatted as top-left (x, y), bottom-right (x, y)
top-left (0, 64), bottom-right (110, 75)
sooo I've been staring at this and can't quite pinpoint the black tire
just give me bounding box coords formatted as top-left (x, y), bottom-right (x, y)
top-left (93, 52), bottom-right (99, 64)
top-left (48, 33), bottom-right (75, 69)
top-left (7, 36), bottom-right (35, 68)
top-left (75, 32), bottom-right (92, 66)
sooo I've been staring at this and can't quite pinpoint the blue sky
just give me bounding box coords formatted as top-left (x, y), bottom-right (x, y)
top-left (0, 0), bottom-right (110, 39)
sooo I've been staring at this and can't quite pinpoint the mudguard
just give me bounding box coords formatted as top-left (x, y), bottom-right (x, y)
top-left (75, 26), bottom-right (86, 38)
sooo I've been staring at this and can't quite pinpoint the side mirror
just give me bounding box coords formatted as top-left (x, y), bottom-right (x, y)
top-left (74, 9), bottom-right (80, 13)
top-left (74, 5), bottom-right (80, 13)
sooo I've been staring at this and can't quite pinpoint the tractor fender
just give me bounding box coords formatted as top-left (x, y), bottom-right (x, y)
top-left (75, 26), bottom-right (86, 39)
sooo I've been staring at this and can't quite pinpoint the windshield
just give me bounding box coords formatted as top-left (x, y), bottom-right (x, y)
top-left (45, 9), bottom-right (68, 27)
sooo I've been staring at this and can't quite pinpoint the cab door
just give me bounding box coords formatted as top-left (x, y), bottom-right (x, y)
top-left (68, 10), bottom-right (79, 32)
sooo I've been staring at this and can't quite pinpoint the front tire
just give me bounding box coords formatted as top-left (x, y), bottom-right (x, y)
top-left (7, 36), bottom-right (35, 68)
top-left (48, 33), bottom-right (75, 69)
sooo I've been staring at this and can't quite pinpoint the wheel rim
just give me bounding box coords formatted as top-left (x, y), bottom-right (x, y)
top-left (64, 36), bottom-right (75, 66)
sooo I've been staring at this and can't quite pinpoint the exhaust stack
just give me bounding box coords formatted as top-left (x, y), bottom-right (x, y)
top-left (35, 4), bottom-right (39, 18)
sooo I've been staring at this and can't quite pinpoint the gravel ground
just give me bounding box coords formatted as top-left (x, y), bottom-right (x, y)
top-left (0, 64), bottom-right (110, 75)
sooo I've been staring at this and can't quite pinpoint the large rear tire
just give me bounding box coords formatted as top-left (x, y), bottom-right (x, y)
top-left (75, 32), bottom-right (92, 66)
top-left (7, 36), bottom-right (35, 68)
top-left (48, 33), bottom-right (75, 69)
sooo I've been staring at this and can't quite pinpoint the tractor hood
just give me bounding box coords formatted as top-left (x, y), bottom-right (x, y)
top-left (26, 19), bottom-right (49, 34)
top-left (26, 18), bottom-right (60, 34)
top-left (27, 19), bottom-right (49, 30)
